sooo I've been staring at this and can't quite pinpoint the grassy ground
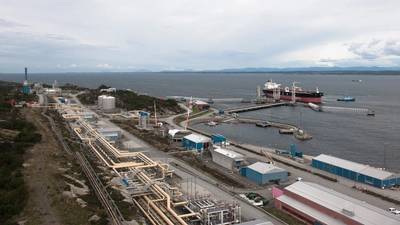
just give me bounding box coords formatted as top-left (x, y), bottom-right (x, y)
top-left (0, 82), bottom-right (42, 225)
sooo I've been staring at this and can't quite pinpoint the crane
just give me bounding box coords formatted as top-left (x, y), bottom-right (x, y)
top-left (262, 150), bottom-right (275, 165)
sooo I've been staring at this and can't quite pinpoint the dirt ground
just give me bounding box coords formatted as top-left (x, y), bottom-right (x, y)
top-left (20, 109), bottom-right (64, 225)
top-left (18, 109), bottom-right (106, 225)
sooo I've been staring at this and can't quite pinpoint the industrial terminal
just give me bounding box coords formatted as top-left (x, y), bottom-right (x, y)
top-left (5, 69), bottom-right (400, 225)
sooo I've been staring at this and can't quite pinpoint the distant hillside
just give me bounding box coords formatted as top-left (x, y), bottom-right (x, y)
top-left (162, 66), bottom-right (400, 74)
top-left (217, 66), bottom-right (400, 73)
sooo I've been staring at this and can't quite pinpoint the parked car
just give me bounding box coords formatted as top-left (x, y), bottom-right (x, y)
top-left (392, 210), bottom-right (400, 215)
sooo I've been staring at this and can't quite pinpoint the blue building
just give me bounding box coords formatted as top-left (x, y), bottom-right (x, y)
top-left (241, 162), bottom-right (288, 185)
top-left (182, 134), bottom-right (211, 152)
top-left (211, 134), bottom-right (226, 145)
top-left (312, 154), bottom-right (400, 188)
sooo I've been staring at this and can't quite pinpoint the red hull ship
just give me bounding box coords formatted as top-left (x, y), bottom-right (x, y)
top-left (263, 80), bottom-right (323, 104)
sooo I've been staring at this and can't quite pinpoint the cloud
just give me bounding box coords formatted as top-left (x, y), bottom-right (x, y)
top-left (347, 39), bottom-right (400, 60)
top-left (1, 0), bottom-right (400, 72)
top-left (0, 18), bottom-right (26, 28)
top-left (348, 41), bottom-right (382, 60)
top-left (384, 41), bottom-right (400, 56)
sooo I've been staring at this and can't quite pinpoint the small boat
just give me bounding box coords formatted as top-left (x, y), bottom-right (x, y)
top-left (294, 129), bottom-right (312, 140)
top-left (279, 128), bottom-right (294, 134)
top-left (337, 96), bottom-right (355, 102)
top-left (367, 110), bottom-right (375, 116)
top-left (256, 121), bottom-right (271, 128)
top-left (352, 79), bottom-right (362, 82)
top-left (207, 121), bottom-right (218, 126)
top-left (308, 103), bottom-right (322, 112)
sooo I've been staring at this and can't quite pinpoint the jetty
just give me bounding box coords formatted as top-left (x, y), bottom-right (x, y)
top-left (225, 102), bottom-right (289, 114)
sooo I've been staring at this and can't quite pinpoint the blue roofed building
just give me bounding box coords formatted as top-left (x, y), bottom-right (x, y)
top-left (241, 162), bottom-right (288, 185)
top-left (182, 134), bottom-right (211, 152)
top-left (312, 154), bottom-right (400, 188)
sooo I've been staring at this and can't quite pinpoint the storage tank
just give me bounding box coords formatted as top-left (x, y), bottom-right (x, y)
top-left (102, 96), bottom-right (115, 110)
top-left (98, 95), bottom-right (105, 108)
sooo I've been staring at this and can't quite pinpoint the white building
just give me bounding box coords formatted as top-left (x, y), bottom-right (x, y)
top-left (211, 147), bottom-right (244, 170)
top-left (168, 129), bottom-right (192, 142)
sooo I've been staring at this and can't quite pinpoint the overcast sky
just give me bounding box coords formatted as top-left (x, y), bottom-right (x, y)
top-left (1, 0), bottom-right (400, 72)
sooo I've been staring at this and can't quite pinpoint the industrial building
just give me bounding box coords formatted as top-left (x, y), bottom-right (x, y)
top-left (168, 129), bottom-right (192, 142)
top-left (211, 147), bottom-right (244, 170)
top-left (182, 134), bottom-right (211, 151)
top-left (240, 162), bottom-right (288, 185)
top-left (98, 95), bottom-right (116, 111)
top-left (274, 181), bottom-right (400, 225)
top-left (97, 127), bottom-right (122, 143)
top-left (211, 134), bottom-right (227, 145)
top-left (312, 154), bottom-right (400, 188)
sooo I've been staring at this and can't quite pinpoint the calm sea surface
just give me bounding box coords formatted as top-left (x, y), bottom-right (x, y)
top-left (1, 72), bottom-right (399, 171)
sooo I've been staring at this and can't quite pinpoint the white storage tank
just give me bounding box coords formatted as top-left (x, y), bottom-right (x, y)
top-left (102, 96), bottom-right (115, 110)
top-left (98, 95), bottom-right (105, 108)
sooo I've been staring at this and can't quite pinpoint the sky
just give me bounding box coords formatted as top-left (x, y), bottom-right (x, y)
top-left (1, 0), bottom-right (400, 72)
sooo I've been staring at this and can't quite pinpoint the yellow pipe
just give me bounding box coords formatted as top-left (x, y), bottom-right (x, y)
top-left (143, 196), bottom-right (175, 225)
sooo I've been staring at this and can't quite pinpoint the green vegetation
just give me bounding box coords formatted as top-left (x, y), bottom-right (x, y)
top-left (0, 81), bottom-right (41, 225)
top-left (78, 84), bottom-right (183, 114)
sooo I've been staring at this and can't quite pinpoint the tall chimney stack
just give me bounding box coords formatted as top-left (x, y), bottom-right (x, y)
top-left (24, 67), bottom-right (28, 81)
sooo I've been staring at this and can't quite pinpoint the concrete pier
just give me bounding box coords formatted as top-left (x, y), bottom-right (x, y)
top-left (225, 102), bottom-right (289, 114)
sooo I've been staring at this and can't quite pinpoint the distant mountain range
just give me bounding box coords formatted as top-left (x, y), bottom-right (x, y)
top-left (163, 66), bottom-right (400, 73)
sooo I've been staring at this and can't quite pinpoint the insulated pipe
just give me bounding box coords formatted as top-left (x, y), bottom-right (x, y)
top-left (143, 196), bottom-right (175, 225)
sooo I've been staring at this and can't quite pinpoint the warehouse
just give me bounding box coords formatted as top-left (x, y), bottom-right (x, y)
top-left (182, 134), bottom-right (211, 151)
top-left (274, 181), bottom-right (400, 225)
top-left (312, 154), bottom-right (400, 188)
top-left (240, 162), bottom-right (288, 185)
top-left (211, 147), bottom-right (244, 170)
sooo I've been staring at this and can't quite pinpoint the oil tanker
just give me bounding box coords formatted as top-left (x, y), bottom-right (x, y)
top-left (263, 80), bottom-right (323, 104)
